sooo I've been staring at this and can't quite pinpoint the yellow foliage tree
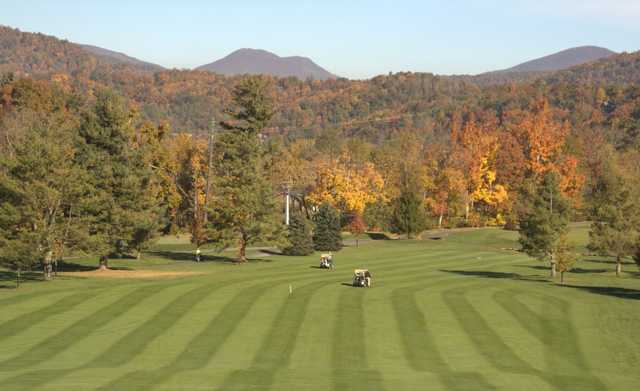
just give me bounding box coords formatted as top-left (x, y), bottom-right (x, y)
top-left (470, 152), bottom-right (509, 226)
top-left (164, 133), bottom-right (208, 245)
top-left (307, 156), bottom-right (385, 214)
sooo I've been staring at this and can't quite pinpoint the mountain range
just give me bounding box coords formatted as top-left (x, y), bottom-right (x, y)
top-left (494, 46), bottom-right (616, 73)
top-left (0, 25), bottom-right (626, 80)
top-left (196, 48), bottom-right (336, 80)
top-left (80, 44), bottom-right (165, 72)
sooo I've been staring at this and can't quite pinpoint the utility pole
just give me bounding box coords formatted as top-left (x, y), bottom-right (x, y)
top-left (204, 118), bottom-right (216, 223)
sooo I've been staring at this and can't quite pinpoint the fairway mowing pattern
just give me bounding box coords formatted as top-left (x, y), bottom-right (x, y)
top-left (391, 283), bottom-right (497, 391)
top-left (1, 229), bottom-right (639, 390)
top-left (0, 290), bottom-right (101, 345)
top-left (332, 289), bottom-right (385, 391)
top-left (96, 277), bottom-right (310, 390)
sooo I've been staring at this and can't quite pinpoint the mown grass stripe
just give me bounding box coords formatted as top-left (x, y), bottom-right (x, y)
top-left (215, 279), bottom-right (332, 391)
top-left (0, 283), bottom-right (169, 370)
top-left (441, 284), bottom-right (606, 391)
top-left (87, 284), bottom-right (216, 368)
top-left (0, 282), bottom-right (219, 390)
top-left (331, 288), bottom-right (386, 391)
top-left (391, 282), bottom-right (498, 390)
top-left (93, 274), bottom-right (326, 390)
top-left (0, 290), bottom-right (101, 347)
top-left (493, 288), bottom-right (605, 388)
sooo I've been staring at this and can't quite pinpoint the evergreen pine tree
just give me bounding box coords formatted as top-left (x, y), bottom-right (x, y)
top-left (390, 168), bottom-right (427, 239)
top-left (77, 90), bottom-right (158, 269)
top-left (588, 167), bottom-right (639, 276)
top-left (313, 203), bottom-right (343, 251)
top-left (208, 76), bottom-right (283, 262)
top-left (282, 211), bottom-right (314, 256)
top-left (518, 172), bottom-right (571, 278)
top-left (0, 108), bottom-right (88, 284)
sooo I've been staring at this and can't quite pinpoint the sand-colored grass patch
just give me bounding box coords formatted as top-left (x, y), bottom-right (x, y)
top-left (61, 269), bottom-right (203, 279)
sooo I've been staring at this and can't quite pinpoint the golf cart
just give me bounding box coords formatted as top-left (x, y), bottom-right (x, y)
top-left (320, 253), bottom-right (334, 269)
top-left (353, 269), bottom-right (372, 287)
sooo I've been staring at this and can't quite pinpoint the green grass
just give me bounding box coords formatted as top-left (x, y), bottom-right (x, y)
top-left (0, 226), bottom-right (639, 390)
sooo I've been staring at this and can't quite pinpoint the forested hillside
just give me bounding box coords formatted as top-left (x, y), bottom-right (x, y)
top-left (1, 26), bottom-right (640, 270)
top-left (2, 25), bottom-right (639, 136)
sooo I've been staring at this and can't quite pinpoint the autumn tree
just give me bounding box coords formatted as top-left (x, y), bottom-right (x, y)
top-left (347, 213), bottom-right (366, 247)
top-left (307, 155), bottom-right (385, 215)
top-left (426, 165), bottom-right (466, 228)
top-left (450, 113), bottom-right (503, 224)
top-left (554, 234), bottom-right (577, 284)
top-left (515, 100), bottom-right (584, 202)
top-left (129, 121), bottom-right (172, 259)
top-left (208, 76), bottom-right (283, 262)
top-left (470, 153), bottom-right (509, 226)
top-left (165, 133), bottom-right (209, 253)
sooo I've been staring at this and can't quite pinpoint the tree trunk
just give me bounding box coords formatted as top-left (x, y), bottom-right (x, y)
top-left (16, 268), bottom-right (21, 288)
top-left (237, 234), bottom-right (248, 263)
top-left (43, 250), bottom-right (53, 281)
top-left (616, 256), bottom-right (622, 277)
top-left (438, 213), bottom-right (443, 229)
top-left (356, 238), bottom-right (359, 248)
top-left (560, 271), bottom-right (565, 284)
top-left (98, 255), bottom-right (109, 271)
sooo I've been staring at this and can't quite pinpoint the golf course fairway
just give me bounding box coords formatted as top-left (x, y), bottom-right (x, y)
top-left (1, 226), bottom-right (638, 390)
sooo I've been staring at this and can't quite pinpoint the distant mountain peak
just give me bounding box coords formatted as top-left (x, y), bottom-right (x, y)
top-left (80, 44), bottom-right (164, 72)
top-left (196, 48), bottom-right (337, 80)
top-left (497, 46), bottom-right (617, 73)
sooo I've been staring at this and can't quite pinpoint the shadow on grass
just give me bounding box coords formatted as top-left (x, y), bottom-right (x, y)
top-left (148, 250), bottom-right (235, 263)
top-left (366, 232), bottom-right (391, 240)
top-left (569, 268), bottom-right (608, 274)
top-left (440, 270), bottom-right (548, 283)
top-left (584, 258), bottom-right (635, 266)
top-left (147, 251), bottom-right (272, 264)
top-left (0, 270), bottom-right (43, 288)
top-left (516, 265), bottom-right (609, 274)
top-left (515, 265), bottom-right (549, 271)
top-left (561, 285), bottom-right (640, 300)
top-left (259, 249), bottom-right (282, 256)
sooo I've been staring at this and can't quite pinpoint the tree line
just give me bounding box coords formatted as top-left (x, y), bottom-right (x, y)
top-left (1, 70), bottom-right (640, 286)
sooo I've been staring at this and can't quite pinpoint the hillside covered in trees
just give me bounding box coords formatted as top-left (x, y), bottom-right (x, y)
top-left (1, 25), bottom-right (640, 271)
top-left (2, 25), bottom-right (639, 135)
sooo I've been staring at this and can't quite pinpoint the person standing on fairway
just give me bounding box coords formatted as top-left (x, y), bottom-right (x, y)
top-left (195, 247), bottom-right (201, 262)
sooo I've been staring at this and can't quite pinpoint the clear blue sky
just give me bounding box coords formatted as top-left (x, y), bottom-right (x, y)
top-left (2, 0), bottom-right (639, 79)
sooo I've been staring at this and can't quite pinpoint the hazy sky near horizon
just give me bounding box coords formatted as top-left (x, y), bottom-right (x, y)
top-left (2, 0), bottom-right (639, 79)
